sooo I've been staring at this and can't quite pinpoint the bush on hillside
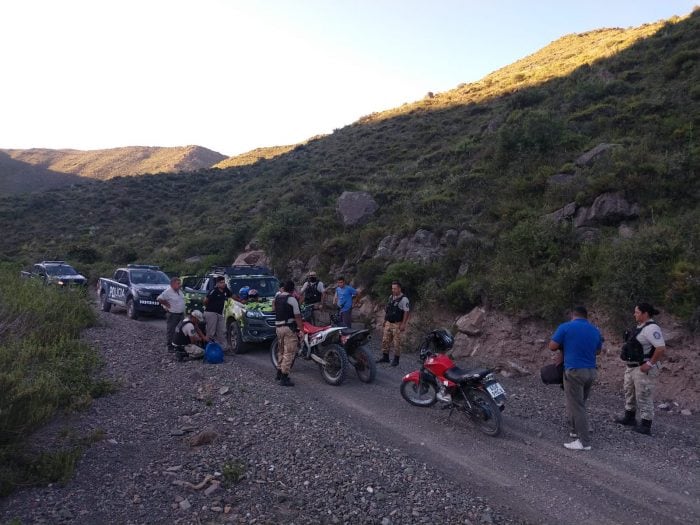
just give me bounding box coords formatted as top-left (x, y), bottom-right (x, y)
top-left (0, 265), bottom-right (103, 495)
top-left (372, 262), bottom-right (433, 301)
top-left (444, 277), bottom-right (481, 313)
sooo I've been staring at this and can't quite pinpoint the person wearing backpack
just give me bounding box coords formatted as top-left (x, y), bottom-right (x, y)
top-left (615, 302), bottom-right (667, 435)
top-left (300, 271), bottom-right (325, 325)
top-left (377, 281), bottom-right (410, 367)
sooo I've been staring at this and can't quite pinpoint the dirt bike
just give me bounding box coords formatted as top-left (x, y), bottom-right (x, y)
top-left (270, 321), bottom-right (348, 386)
top-left (329, 311), bottom-right (377, 383)
top-left (400, 329), bottom-right (506, 437)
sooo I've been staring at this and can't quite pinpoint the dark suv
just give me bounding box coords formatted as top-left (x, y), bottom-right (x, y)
top-left (21, 260), bottom-right (87, 287)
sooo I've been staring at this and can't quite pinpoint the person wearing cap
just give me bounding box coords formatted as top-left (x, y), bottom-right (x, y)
top-left (238, 286), bottom-right (251, 303)
top-left (300, 271), bottom-right (325, 324)
top-left (203, 276), bottom-right (233, 348)
top-left (157, 277), bottom-right (186, 352)
top-left (615, 302), bottom-right (667, 435)
top-left (172, 310), bottom-right (208, 361)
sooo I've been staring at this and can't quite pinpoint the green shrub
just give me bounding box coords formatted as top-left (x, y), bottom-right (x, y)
top-left (444, 277), bottom-right (481, 312)
top-left (372, 261), bottom-right (433, 301)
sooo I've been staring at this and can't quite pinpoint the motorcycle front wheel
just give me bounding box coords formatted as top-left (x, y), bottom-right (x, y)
top-left (319, 344), bottom-right (348, 386)
top-left (400, 380), bottom-right (437, 407)
top-left (351, 345), bottom-right (377, 383)
top-left (466, 389), bottom-right (502, 437)
top-left (270, 338), bottom-right (279, 369)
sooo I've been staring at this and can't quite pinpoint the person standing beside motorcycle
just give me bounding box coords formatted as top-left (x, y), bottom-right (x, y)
top-left (203, 276), bottom-right (232, 348)
top-left (301, 271), bottom-right (325, 325)
top-left (274, 280), bottom-right (304, 387)
top-left (333, 276), bottom-right (357, 328)
top-left (548, 306), bottom-right (602, 451)
top-left (614, 302), bottom-right (666, 435)
top-left (377, 280), bottom-right (410, 367)
top-left (157, 277), bottom-right (186, 352)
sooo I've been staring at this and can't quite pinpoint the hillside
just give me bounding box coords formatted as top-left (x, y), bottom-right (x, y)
top-left (0, 145), bottom-right (227, 191)
top-left (214, 144), bottom-right (298, 169)
top-left (0, 11), bottom-right (698, 327)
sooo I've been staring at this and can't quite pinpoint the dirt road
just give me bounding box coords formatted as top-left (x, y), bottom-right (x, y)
top-left (1, 310), bottom-right (698, 524)
top-left (237, 344), bottom-right (700, 524)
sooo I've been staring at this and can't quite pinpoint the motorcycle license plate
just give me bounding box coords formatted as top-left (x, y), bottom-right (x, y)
top-left (486, 382), bottom-right (506, 398)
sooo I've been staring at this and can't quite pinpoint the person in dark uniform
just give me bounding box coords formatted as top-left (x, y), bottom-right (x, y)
top-left (274, 280), bottom-right (304, 387)
top-left (203, 276), bottom-right (232, 348)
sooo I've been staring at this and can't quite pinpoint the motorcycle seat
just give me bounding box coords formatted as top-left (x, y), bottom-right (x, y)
top-left (302, 322), bottom-right (331, 334)
top-left (444, 366), bottom-right (491, 383)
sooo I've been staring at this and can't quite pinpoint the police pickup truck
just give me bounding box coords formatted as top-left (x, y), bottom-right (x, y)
top-left (20, 260), bottom-right (88, 287)
top-left (98, 264), bottom-right (170, 320)
top-left (182, 265), bottom-right (280, 353)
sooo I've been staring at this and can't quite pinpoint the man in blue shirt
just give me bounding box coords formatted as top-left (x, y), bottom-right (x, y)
top-left (333, 276), bottom-right (357, 328)
top-left (549, 306), bottom-right (602, 451)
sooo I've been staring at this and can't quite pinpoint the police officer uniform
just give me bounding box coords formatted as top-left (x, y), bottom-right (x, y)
top-left (275, 292), bottom-right (301, 386)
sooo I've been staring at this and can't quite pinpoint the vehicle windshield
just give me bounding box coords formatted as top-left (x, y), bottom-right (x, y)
top-left (130, 270), bottom-right (171, 285)
top-left (229, 277), bottom-right (280, 298)
top-left (45, 265), bottom-right (79, 276)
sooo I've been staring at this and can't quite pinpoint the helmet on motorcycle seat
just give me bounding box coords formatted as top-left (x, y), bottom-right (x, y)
top-left (431, 329), bottom-right (454, 351)
top-left (238, 286), bottom-right (250, 299)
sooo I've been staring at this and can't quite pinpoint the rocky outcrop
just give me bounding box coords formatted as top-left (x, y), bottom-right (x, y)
top-left (233, 248), bottom-right (270, 268)
top-left (456, 307), bottom-right (486, 336)
top-left (574, 143), bottom-right (620, 166)
top-left (574, 192), bottom-right (639, 228)
top-left (336, 191), bottom-right (378, 226)
top-left (375, 229), bottom-right (443, 264)
top-left (545, 202), bottom-right (577, 223)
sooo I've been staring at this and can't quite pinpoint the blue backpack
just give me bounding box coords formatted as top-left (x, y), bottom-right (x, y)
top-left (204, 341), bottom-right (224, 364)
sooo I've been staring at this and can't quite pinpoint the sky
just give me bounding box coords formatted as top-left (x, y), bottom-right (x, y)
top-left (0, 1), bottom-right (696, 156)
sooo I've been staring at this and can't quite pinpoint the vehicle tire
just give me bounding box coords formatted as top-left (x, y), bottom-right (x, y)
top-left (467, 389), bottom-right (502, 437)
top-left (226, 319), bottom-right (246, 354)
top-left (352, 345), bottom-right (377, 383)
top-left (400, 379), bottom-right (437, 407)
top-left (126, 297), bottom-right (138, 320)
top-left (270, 338), bottom-right (279, 369)
top-left (319, 344), bottom-right (348, 386)
top-left (100, 292), bottom-right (112, 312)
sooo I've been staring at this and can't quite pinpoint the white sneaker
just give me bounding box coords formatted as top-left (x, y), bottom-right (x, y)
top-left (564, 439), bottom-right (591, 451)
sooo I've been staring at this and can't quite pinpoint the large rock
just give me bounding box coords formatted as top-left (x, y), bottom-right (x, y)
top-left (233, 249), bottom-right (270, 267)
top-left (456, 307), bottom-right (486, 336)
top-left (375, 229), bottom-right (443, 264)
top-left (336, 191), bottom-right (378, 226)
top-left (574, 143), bottom-right (620, 166)
top-left (574, 192), bottom-right (639, 228)
top-left (545, 202), bottom-right (577, 223)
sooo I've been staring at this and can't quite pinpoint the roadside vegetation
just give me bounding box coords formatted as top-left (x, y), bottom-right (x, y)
top-left (0, 11), bottom-right (698, 329)
top-left (0, 265), bottom-right (107, 496)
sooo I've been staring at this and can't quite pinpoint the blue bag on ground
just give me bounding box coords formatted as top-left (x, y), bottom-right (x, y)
top-left (204, 341), bottom-right (224, 364)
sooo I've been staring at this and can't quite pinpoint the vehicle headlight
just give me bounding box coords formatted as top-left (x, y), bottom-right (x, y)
top-left (57, 280), bottom-right (65, 286)
top-left (246, 310), bottom-right (264, 319)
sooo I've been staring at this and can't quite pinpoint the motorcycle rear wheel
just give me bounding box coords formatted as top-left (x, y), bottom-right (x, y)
top-left (400, 380), bottom-right (437, 407)
top-left (466, 389), bottom-right (502, 437)
top-left (319, 344), bottom-right (348, 386)
top-left (352, 346), bottom-right (377, 383)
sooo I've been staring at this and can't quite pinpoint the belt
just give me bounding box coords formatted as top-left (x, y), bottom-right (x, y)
top-left (627, 363), bottom-right (642, 368)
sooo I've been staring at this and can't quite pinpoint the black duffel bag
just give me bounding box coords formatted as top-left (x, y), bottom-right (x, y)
top-left (540, 363), bottom-right (564, 385)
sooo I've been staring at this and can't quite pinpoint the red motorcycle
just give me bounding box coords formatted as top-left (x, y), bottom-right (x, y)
top-left (401, 329), bottom-right (506, 437)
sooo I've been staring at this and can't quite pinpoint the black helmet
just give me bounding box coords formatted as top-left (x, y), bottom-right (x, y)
top-left (431, 329), bottom-right (454, 351)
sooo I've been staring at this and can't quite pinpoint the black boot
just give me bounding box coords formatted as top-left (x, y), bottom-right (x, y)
top-left (376, 354), bottom-right (390, 363)
top-left (280, 374), bottom-right (295, 387)
top-left (391, 356), bottom-right (400, 367)
top-left (633, 419), bottom-right (652, 435)
top-left (275, 369), bottom-right (282, 381)
top-left (615, 410), bottom-right (636, 426)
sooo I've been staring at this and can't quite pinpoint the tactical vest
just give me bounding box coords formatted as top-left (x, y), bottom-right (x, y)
top-left (173, 318), bottom-right (195, 346)
top-left (385, 294), bottom-right (406, 323)
top-left (620, 321), bottom-right (657, 363)
top-left (275, 294), bottom-right (296, 328)
top-left (304, 281), bottom-right (322, 304)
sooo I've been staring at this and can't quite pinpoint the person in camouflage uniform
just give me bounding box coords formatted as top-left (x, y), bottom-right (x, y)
top-left (615, 303), bottom-right (667, 435)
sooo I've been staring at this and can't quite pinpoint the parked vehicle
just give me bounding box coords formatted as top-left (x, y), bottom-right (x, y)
top-left (329, 310), bottom-right (376, 383)
top-left (270, 321), bottom-right (348, 385)
top-left (20, 260), bottom-right (87, 287)
top-left (401, 329), bottom-right (506, 437)
top-left (182, 265), bottom-right (280, 353)
top-left (98, 264), bottom-right (170, 320)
